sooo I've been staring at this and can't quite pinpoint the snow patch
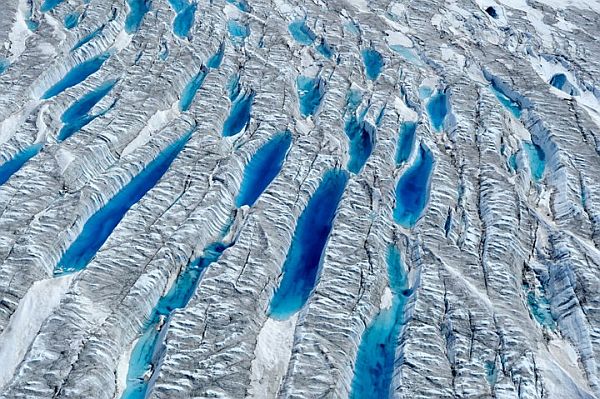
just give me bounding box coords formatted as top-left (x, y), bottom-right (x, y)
top-left (0, 274), bottom-right (75, 389)
top-left (248, 314), bottom-right (298, 398)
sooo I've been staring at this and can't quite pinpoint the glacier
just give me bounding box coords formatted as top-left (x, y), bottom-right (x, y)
top-left (0, 0), bottom-right (600, 398)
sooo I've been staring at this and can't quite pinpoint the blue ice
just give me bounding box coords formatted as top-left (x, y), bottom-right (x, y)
top-left (40, 0), bottom-right (65, 12)
top-left (179, 66), bottom-right (208, 112)
top-left (71, 26), bottom-right (105, 52)
top-left (42, 52), bottom-right (110, 99)
top-left (206, 43), bottom-right (225, 69)
top-left (64, 12), bottom-right (80, 29)
top-left (288, 20), bottom-right (316, 45)
top-left (395, 121), bottom-right (417, 166)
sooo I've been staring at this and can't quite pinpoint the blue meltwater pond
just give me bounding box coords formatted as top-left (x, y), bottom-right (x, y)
top-left (361, 48), bottom-right (384, 81)
top-left (351, 246), bottom-right (410, 399)
top-left (523, 141), bottom-right (546, 181)
top-left (59, 79), bottom-right (117, 141)
top-left (288, 20), bottom-right (316, 45)
top-left (296, 75), bottom-right (325, 117)
top-left (426, 91), bottom-right (448, 132)
top-left (394, 143), bottom-right (434, 228)
top-left (222, 89), bottom-right (255, 137)
top-left (395, 121), bottom-right (417, 166)
top-left (42, 52), bottom-right (111, 99)
top-left (125, 0), bottom-right (152, 33)
top-left (54, 131), bottom-right (193, 275)
top-left (236, 131), bottom-right (292, 207)
top-left (0, 144), bottom-right (43, 186)
top-left (121, 241), bottom-right (232, 399)
top-left (269, 169), bottom-right (348, 319)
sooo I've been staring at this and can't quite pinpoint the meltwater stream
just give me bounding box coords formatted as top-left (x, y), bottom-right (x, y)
top-left (269, 169), bottom-right (348, 320)
top-left (393, 143), bottom-right (434, 228)
top-left (54, 131), bottom-right (193, 275)
top-left (344, 94), bottom-right (376, 174)
top-left (350, 246), bottom-right (411, 399)
top-left (121, 240), bottom-right (233, 399)
top-left (236, 131), bottom-right (292, 207)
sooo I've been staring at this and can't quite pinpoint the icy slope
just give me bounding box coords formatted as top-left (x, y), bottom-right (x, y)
top-left (0, 0), bottom-right (599, 398)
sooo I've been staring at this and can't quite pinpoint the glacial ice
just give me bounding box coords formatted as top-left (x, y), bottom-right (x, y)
top-left (1, 0), bottom-right (600, 398)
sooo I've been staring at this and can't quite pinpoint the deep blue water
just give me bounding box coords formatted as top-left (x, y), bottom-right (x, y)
top-left (64, 12), bottom-right (80, 29)
top-left (121, 241), bottom-right (231, 399)
top-left (26, 18), bottom-right (39, 31)
top-left (222, 89), bottom-right (255, 137)
top-left (0, 58), bottom-right (8, 75)
top-left (206, 42), bottom-right (225, 69)
top-left (361, 49), bottom-right (384, 81)
top-left (426, 92), bottom-right (448, 132)
top-left (59, 79), bottom-right (117, 141)
top-left (490, 82), bottom-right (521, 118)
top-left (179, 66), bottom-right (207, 112)
top-left (523, 141), bottom-right (545, 181)
top-left (71, 26), bottom-right (105, 51)
top-left (40, 0), bottom-right (65, 12)
top-left (296, 75), bottom-right (325, 117)
top-left (344, 112), bottom-right (375, 174)
top-left (167, 0), bottom-right (187, 13)
top-left (54, 131), bottom-right (193, 276)
top-left (288, 20), bottom-right (316, 45)
top-left (549, 73), bottom-right (579, 96)
top-left (42, 52), bottom-right (110, 99)
top-left (0, 144), bottom-right (43, 186)
top-left (393, 143), bottom-right (434, 227)
top-left (395, 121), bottom-right (417, 166)
top-left (316, 38), bottom-right (333, 58)
top-left (550, 73), bottom-right (566, 90)
top-left (351, 246), bottom-right (409, 399)
top-left (173, 3), bottom-right (196, 37)
top-left (236, 131), bottom-right (292, 207)
top-left (125, 0), bottom-right (152, 33)
top-left (269, 169), bottom-right (348, 320)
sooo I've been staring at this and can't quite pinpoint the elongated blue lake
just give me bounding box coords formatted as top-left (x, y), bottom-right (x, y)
top-left (59, 79), bottom-right (117, 141)
top-left (362, 49), bottom-right (384, 81)
top-left (0, 144), bottom-right (43, 186)
top-left (523, 141), bottom-right (545, 181)
top-left (121, 241), bottom-right (231, 399)
top-left (179, 66), bottom-right (207, 112)
top-left (351, 246), bottom-right (409, 399)
top-left (206, 43), bottom-right (225, 69)
top-left (125, 0), bottom-right (152, 33)
top-left (297, 76), bottom-right (325, 117)
top-left (269, 169), bottom-right (348, 320)
top-left (394, 143), bottom-right (434, 227)
top-left (64, 12), bottom-right (80, 29)
top-left (42, 52), bottom-right (110, 100)
top-left (288, 20), bottom-right (316, 45)
top-left (54, 131), bottom-right (193, 275)
top-left (395, 121), bottom-right (416, 166)
top-left (426, 92), bottom-right (448, 132)
top-left (222, 89), bottom-right (255, 137)
top-left (236, 131), bottom-right (292, 207)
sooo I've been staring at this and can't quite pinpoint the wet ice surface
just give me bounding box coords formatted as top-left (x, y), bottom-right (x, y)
top-left (1, 0), bottom-right (600, 398)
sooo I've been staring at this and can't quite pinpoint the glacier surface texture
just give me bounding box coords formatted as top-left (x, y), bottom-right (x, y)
top-left (0, 0), bottom-right (600, 398)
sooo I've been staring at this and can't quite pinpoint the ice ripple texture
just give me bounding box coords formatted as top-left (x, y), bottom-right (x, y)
top-left (0, 0), bottom-right (599, 398)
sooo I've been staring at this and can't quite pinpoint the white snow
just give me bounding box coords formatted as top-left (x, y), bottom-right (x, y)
top-left (247, 314), bottom-right (298, 398)
top-left (380, 287), bottom-right (393, 310)
top-left (121, 102), bottom-right (180, 157)
top-left (0, 274), bottom-right (75, 389)
top-left (385, 31), bottom-right (412, 48)
top-left (8, 0), bottom-right (33, 62)
top-left (115, 335), bottom-right (137, 397)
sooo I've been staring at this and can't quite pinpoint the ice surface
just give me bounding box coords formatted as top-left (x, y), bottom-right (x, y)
top-left (0, 0), bottom-right (600, 398)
